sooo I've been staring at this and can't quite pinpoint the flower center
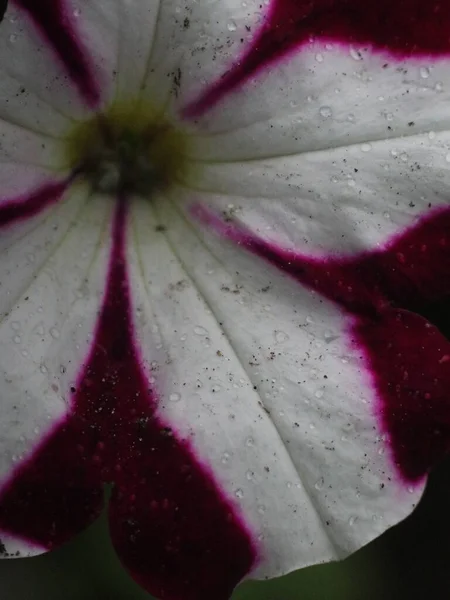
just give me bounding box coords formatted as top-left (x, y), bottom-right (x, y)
top-left (65, 103), bottom-right (190, 197)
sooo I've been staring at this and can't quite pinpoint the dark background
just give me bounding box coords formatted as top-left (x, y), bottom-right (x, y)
top-left (0, 457), bottom-right (449, 599)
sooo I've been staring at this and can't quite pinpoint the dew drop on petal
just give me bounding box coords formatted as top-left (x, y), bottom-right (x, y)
top-left (274, 330), bottom-right (289, 343)
top-left (349, 46), bottom-right (363, 61)
top-left (360, 143), bottom-right (372, 152)
top-left (194, 325), bottom-right (208, 336)
top-left (314, 477), bottom-right (325, 491)
top-left (49, 327), bottom-right (60, 339)
top-left (169, 392), bottom-right (181, 402)
top-left (227, 19), bottom-right (237, 31)
top-left (319, 106), bottom-right (333, 119)
top-left (235, 488), bottom-right (244, 499)
top-left (419, 66), bottom-right (430, 79)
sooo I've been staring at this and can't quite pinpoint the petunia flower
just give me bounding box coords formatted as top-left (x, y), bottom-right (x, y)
top-left (0, 1), bottom-right (449, 599)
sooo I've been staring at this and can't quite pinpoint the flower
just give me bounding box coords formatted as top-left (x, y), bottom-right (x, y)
top-left (0, 0), bottom-right (449, 599)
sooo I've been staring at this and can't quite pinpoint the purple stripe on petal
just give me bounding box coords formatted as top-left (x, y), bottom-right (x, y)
top-left (185, 0), bottom-right (450, 117)
top-left (0, 198), bottom-right (256, 599)
top-left (13, 0), bottom-right (100, 106)
top-left (192, 204), bottom-right (450, 483)
top-left (0, 180), bottom-right (70, 228)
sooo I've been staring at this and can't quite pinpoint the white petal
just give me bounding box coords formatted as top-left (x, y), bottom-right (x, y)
top-left (0, 184), bottom-right (113, 556)
top-left (1, 2), bottom-right (99, 125)
top-left (181, 130), bottom-right (450, 255)
top-left (124, 195), bottom-right (416, 581)
top-left (187, 43), bottom-right (450, 153)
top-left (141, 0), bottom-right (263, 113)
top-left (68, 0), bottom-right (163, 103)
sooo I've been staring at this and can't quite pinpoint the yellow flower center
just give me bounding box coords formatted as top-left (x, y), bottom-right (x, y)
top-left (64, 101), bottom-right (191, 197)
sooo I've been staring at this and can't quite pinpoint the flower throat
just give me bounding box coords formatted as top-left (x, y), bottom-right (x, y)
top-left (64, 103), bottom-right (190, 197)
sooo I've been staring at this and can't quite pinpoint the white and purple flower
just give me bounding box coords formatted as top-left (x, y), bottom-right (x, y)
top-left (0, 1), bottom-right (449, 599)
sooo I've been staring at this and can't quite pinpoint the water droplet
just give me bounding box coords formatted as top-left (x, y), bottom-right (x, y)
top-left (360, 143), bottom-right (372, 152)
top-left (246, 470), bottom-right (255, 481)
top-left (73, 7), bottom-right (81, 17)
top-left (21, 349), bottom-right (28, 357)
top-left (399, 152), bottom-right (409, 162)
top-left (33, 427), bottom-right (40, 435)
top-left (169, 392), bottom-right (181, 402)
top-left (348, 516), bottom-right (357, 526)
top-left (435, 81), bottom-right (444, 92)
top-left (445, 153), bottom-right (450, 163)
top-left (408, 486), bottom-right (415, 494)
top-left (419, 66), bottom-right (430, 79)
top-left (227, 19), bottom-right (237, 31)
top-left (194, 325), bottom-right (208, 336)
top-left (314, 477), bottom-right (325, 490)
top-left (13, 335), bottom-right (21, 344)
top-left (315, 53), bottom-right (324, 63)
top-left (306, 315), bottom-right (314, 324)
top-left (349, 46), bottom-right (363, 61)
top-left (221, 452), bottom-right (230, 464)
top-left (274, 330), bottom-right (289, 343)
top-left (245, 436), bottom-right (255, 447)
top-left (314, 389), bottom-right (324, 399)
top-left (428, 130), bottom-right (436, 140)
top-left (40, 365), bottom-right (48, 374)
top-left (257, 504), bottom-right (266, 515)
top-left (319, 105), bottom-right (333, 119)
top-left (49, 327), bottom-right (60, 339)
top-left (235, 488), bottom-right (244, 499)
top-left (347, 113), bottom-right (355, 122)
top-left (9, 34), bottom-right (17, 43)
